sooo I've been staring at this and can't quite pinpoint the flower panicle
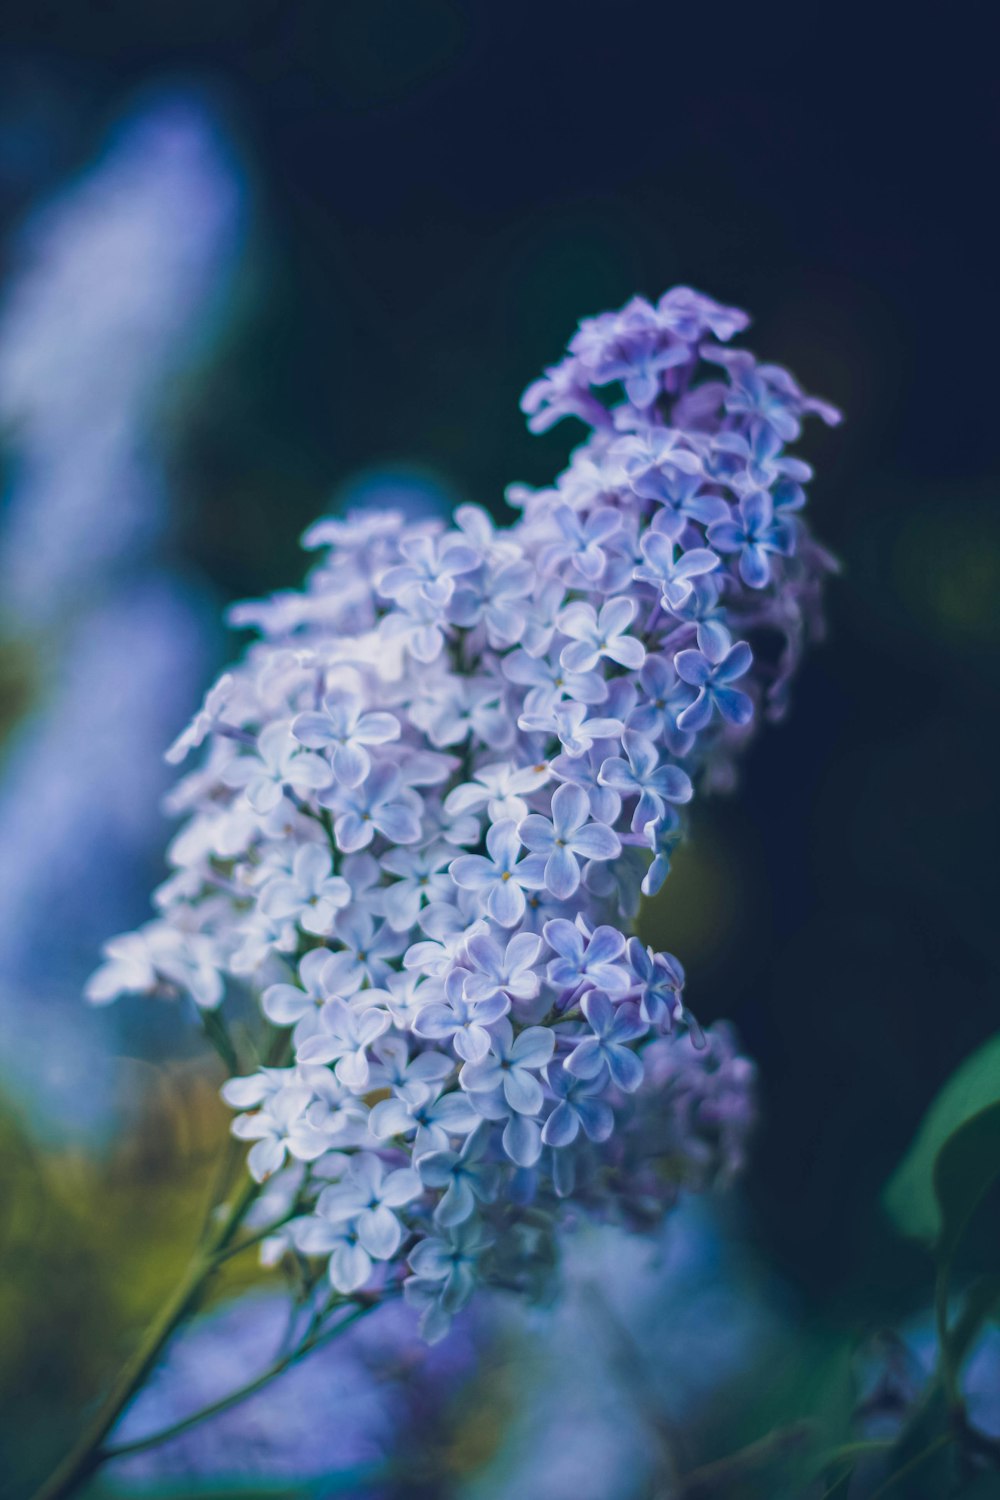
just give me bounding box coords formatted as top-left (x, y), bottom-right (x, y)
top-left (88, 286), bottom-right (835, 1340)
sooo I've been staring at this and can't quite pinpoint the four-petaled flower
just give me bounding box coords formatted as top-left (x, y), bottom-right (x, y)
top-left (634, 531), bottom-right (719, 611)
top-left (675, 628), bottom-right (754, 732)
top-left (296, 999), bottom-right (391, 1089)
top-left (459, 1017), bottom-right (555, 1115)
top-left (557, 596), bottom-right (646, 674)
top-left (449, 819), bottom-right (545, 927)
top-left (324, 764), bottom-right (422, 852)
top-left (565, 993), bottom-right (648, 1093)
top-left (518, 782), bottom-right (621, 899)
top-left (418, 1123), bottom-right (501, 1226)
top-left (231, 1085), bottom-right (330, 1181)
top-left (313, 1152), bottom-right (423, 1261)
top-left (707, 489), bottom-right (793, 588)
top-left (222, 722), bottom-right (332, 814)
top-left (598, 732), bottom-right (693, 833)
top-left (292, 689), bottom-right (400, 787)
top-left (257, 844), bottom-right (350, 935)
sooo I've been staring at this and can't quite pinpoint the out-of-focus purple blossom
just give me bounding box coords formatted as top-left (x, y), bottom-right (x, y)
top-left (0, 92), bottom-right (246, 1142)
top-left (108, 1291), bottom-right (480, 1492)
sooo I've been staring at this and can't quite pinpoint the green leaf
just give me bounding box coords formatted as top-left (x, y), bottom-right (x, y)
top-left (933, 1101), bottom-right (1000, 1273)
top-left (884, 1031), bottom-right (1000, 1244)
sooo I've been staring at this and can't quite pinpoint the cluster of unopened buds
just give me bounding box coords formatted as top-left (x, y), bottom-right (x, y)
top-left (90, 286), bottom-right (838, 1340)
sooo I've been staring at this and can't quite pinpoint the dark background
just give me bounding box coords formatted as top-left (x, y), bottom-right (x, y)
top-left (2, 1), bottom-right (997, 1320)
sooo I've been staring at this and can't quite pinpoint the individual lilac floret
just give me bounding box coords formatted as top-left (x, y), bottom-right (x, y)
top-left (459, 1018), bottom-right (555, 1116)
top-left (418, 1123), bottom-right (501, 1226)
top-left (557, 597), bottom-right (646, 673)
top-left (565, 994), bottom-right (647, 1093)
top-left (222, 722), bottom-right (331, 814)
top-left (675, 629), bottom-right (754, 732)
top-left (598, 732), bottom-right (693, 834)
top-left (292, 689), bottom-right (400, 787)
top-left (518, 782), bottom-right (621, 899)
top-left (634, 532), bottom-right (719, 610)
top-left (707, 489), bottom-right (792, 589)
top-left (88, 282), bottom-right (836, 1343)
top-left (544, 919), bottom-right (632, 1000)
top-left (258, 845), bottom-right (350, 935)
top-left (449, 820), bottom-right (545, 927)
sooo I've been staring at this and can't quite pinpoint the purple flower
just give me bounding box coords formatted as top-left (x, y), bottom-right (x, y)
top-left (518, 782), bottom-right (620, 900)
top-left (459, 1017), bottom-right (554, 1115)
top-left (314, 1152), bottom-right (423, 1261)
top-left (598, 732), bottom-right (693, 833)
top-left (634, 532), bottom-right (719, 612)
top-left (257, 844), bottom-right (350, 935)
top-left (377, 532), bottom-right (480, 605)
top-left (627, 937), bottom-right (685, 1026)
top-left (707, 489), bottom-right (793, 589)
top-left (418, 1123), bottom-right (501, 1226)
top-left (627, 654), bottom-right (696, 757)
top-left (564, 994), bottom-right (647, 1093)
top-left (675, 629), bottom-right (754, 732)
top-left (321, 908), bottom-right (406, 993)
top-left (540, 505), bottom-right (622, 583)
top-left (413, 967), bottom-right (510, 1064)
top-left (230, 1086), bottom-right (329, 1181)
top-left (292, 689), bottom-right (400, 787)
top-left (543, 918), bottom-right (631, 999)
top-left (557, 596), bottom-right (646, 674)
top-left (295, 999), bottom-right (390, 1088)
top-left (324, 764), bottom-right (423, 852)
top-left (550, 743), bottom-right (622, 826)
top-left (541, 1067), bottom-right (614, 1147)
top-left (449, 819), bottom-right (545, 927)
top-left (221, 722), bottom-right (332, 814)
top-left (464, 931), bottom-right (543, 1005)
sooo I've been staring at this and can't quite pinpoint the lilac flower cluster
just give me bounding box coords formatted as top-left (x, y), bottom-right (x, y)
top-left (89, 287), bottom-right (836, 1340)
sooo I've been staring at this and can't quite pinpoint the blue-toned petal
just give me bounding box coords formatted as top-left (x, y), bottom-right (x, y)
top-left (714, 686), bottom-right (755, 725)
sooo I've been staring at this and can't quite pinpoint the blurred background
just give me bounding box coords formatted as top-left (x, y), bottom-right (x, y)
top-left (1, 6), bottom-right (997, 1497)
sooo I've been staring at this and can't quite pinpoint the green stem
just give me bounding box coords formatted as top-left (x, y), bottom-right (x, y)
top-left (27, 1170), bottom-right (261, 1500)
top-left (867, 1431), bottom-right (954, 1499)
top-left (101, 1299), bottom-right (378, 1461)
top-left (671, 1421), bottom-right (814, 1498)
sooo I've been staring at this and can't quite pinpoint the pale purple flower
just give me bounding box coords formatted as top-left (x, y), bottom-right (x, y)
top-left (292, 689), bottom-right (400, 787)
top-left (413, 967), bottom-right (510, 1064)
top-left (565, 994), bottom-right (647, 1093)
top-left (707, 489), bottom-right (793, 589)
top-left (257, 843), bottom-right (350, 935)
top-left (222, 722), bottom-right (331, 814)
top-left (295, 999), bottom-right (390, 1089)
top-left (557, 597), bottom-right (646, 673)
top-left (262, 948), bottom-right (339, 1038)
top-left (322, 908), bottom-right (407, 993)
top-left (518, 782), bottom-right (621, 899)
top-left (541, 1067), bottom-right (614, 1147)
top-left (324, 764), bottom-right (422, 852)
top-left (231, 1085), bottom-right (330, 1181)
top-left (459, 1017), bottom-right (554, 1115)
top-left (634, 531), bottom-right (719, 611)
top-left (417, 1123), bottom-right (501, 1226)
top-left (463, 931), bottom-right (542, 1005)
top-left (540, 505), bottom-right (622, 583)
top-left (675, 629), bottom-right (754, 732)
top-left (315, 1152), bottom-right (423, 1261)
top-left (449, 819), bottom-right (546, 927)
top-left (598, 733), bottom-right (693, 833)
top-left (543, 919), bottom-right (632, 999)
